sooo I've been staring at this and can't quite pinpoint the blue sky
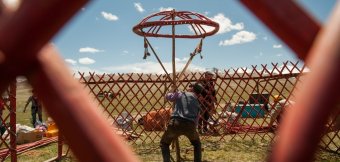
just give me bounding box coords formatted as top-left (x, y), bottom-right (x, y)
top-left (53, 0), bottom-right (337, 74)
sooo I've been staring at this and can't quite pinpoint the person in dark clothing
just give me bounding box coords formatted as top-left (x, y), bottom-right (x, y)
top-left (160, 83), bottom-right (204, 162)
top-left (198, 71), bottom-right (217, 134)
top-left (23, 91), bottom-right (43, 127)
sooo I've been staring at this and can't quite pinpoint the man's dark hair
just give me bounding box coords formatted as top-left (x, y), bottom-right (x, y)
top-left (192, 83), bottom-right (205, 95)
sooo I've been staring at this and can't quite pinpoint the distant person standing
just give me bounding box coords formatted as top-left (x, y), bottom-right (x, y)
top-left (198, 71), bottom-right (217, 134)
top-left (23, 91), bottom-right (43, 127)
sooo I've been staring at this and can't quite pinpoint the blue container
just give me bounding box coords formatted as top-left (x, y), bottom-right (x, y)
top-left (234, 104), bottom-right (266, 118)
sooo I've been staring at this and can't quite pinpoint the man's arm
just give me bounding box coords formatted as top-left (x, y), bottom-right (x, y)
top-left (165, 91), bottom-right (181, 102)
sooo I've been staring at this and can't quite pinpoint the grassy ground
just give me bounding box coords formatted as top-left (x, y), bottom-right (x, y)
top-left (132, 133), bottom-right (340, 162)
top-left (134, 135), bottom-right (270, 162)
top-left (8, 134), bottom-right (340, 162)
top-left (3, 81), bottom-right (339, 161)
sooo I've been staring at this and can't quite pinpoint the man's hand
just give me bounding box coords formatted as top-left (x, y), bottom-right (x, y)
top-left (210, 108), bottom-right (217, 114)
top-left (208, 103), bottom-right (217, 114)
top-left (169, 85), bottom-right (177, 92)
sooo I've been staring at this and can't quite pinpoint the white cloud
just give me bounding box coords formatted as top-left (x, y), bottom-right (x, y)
top-left (79, 57), bottom-right (95, 65)
top-left (65, 59), bottom-right (77, 65)
top-left (102, 58), bottom-right (205, 74)
top-left (210, 13), bottom-right (244, 34)
top-left (219, 31), bottom-right (256, 46)
top-left (204, 11), bottom-right (209, 15)
top-left (122, 50), bottom-right (129, 55)
top-left (263, 36), bottom-right (268, 40)
top-left (101, 11), bottom-right (118, 21)
top-left (273, 44), bottom-right (282, 48)
top-left (174, 57), bottom-right (189, 63)
top-left (159, 7), bottom-right (174, 12)
top-left (190, 13), bottom-right (243, 35)
top-left (79, 47), bottom-right (104, 53)
top-left (134, 3), bottom-right (145, 13)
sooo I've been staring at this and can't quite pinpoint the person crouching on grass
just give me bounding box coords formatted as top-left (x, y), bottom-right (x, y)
top-left (160, 83), bottom-right (204, 162)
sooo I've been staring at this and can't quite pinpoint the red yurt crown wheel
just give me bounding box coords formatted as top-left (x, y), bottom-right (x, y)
top-left (133, 10), bottom-right (219, 38)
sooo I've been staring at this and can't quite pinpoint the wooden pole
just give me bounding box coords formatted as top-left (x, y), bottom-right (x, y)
top-left (171, 10), bottom-right (176, 88)
top-left (170, 9), bottom-right (181, 162)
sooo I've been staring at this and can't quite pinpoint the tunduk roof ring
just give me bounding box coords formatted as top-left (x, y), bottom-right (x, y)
top-left (133, 10), bottom-right (219, 38)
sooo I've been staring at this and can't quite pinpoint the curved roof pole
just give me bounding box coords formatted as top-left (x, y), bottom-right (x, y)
top-left (144, 37), bottom-right (172, 82)
top-left (178, 38), bottom-right (203, 81)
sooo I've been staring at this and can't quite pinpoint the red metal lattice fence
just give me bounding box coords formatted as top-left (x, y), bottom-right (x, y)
top-left (0, 84), bottom-right (16, 161)
top-left (0, 61), bottom-right (338, 161)
top-left (76, 61), bottom-right (339, 154)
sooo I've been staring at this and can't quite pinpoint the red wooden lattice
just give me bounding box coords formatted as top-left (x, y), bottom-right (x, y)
top-left (72, 61), bottom-right (337, 156)
top-left (0, 85), bottom-right (16, 161)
